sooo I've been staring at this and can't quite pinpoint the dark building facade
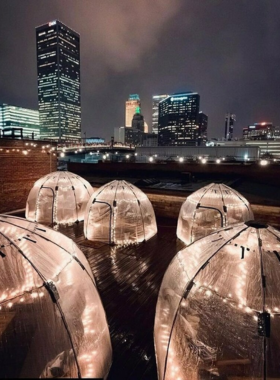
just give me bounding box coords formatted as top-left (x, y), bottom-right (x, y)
top-left (158, 92), bottom-right (200, 146)
top-left (197, 111), bottom-right (208, 145)
top-left (125, 128), bottom-right (143, 146)
top-left (131, 112), bottom-right (144, 132)
top-left (36, 20), bottom-right (81, 142)
top-left (224, 113), bottom-right (235, 140)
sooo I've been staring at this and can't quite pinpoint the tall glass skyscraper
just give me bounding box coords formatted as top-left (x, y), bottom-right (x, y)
top-left (152, 94), bottom-right (168, 135)
top-left (158, 92), bottom-right (200, 146)
top-left (0, 104), bottom-right (40, 138)
top-left (36, 20), bottom-right (81, 142)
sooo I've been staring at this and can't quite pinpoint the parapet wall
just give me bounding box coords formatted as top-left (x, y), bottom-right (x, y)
top-left (0, 139), bottom-right (57, 213)
top-left (146, 192), bottom-right (280, 228)
top-left (68, 161), bottom-right (280, 186)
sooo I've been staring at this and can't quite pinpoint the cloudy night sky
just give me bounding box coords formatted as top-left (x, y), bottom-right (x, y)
top-left (1, 0), bottom-right (280, 141)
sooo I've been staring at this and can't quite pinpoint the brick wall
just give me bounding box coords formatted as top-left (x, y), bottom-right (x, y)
top-left (0, 139), bottom-right (57, 213)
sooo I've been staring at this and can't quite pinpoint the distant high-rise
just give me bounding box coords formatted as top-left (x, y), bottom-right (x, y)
top-left (243, 122), bottom-right (280, 140)
top-left (225, 113), bottom-right (236, 140)
top-left (198, 111), bottom-right (208, 145)
top-left (132, 107), bottom-right (144, 132)
top-left (152, 94), bottom-right (168, 134)
top-left (36, 20), bottom-right (81, 142)
top-left (158, 92), bottom-right (200, 146)
top-left (125, 94), bottom-right (141, 127)
top-left (0, 104), bottom-right (40, 138)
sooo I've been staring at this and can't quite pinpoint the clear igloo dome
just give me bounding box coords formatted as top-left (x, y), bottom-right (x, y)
top-left (84, 180), bottom-right (157, 245)
top-left (155, 221), bottom-right (280, 380)
top-left (177, 183), bottom-right (254, 245)
top-left (26, 171), bottom-right (94, 225)
top-left (0, 215), bottom-right (112, 379)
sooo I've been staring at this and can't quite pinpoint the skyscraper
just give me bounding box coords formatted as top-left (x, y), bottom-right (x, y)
top-left (158, 92), bottom-right (200, 146)
top-left (152, 94), bottom-right (168, 134)
top-left (132, 108), bottom-right (144, 132)
top-left (197, 111), bottom-right (208, 145)
top-left (36, 20), bottom-right (81, 142)
top-left (224, 113), bottom-right (236, 140)
top-left (125, 94), bottom-right (141, 127)
top-left (0, 104), bottom-right (40, 138)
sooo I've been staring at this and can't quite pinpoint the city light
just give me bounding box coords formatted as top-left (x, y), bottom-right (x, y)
top-left (60, 152), bottom-right (65, 157)
top-left (216, 158), bottom-right (221, 164)
top-left (103, 155), bottom-right (107, 160)
top-left (126, 154), bottom-right (130, 159)
top-left (179, 157), bottom-right (184, 163)
top-left (260, 159), bottom-right (269, 166)
top-left (149, 157), bottom-right (154, 162)
top-left (201, 158), bottom-right (207, 164)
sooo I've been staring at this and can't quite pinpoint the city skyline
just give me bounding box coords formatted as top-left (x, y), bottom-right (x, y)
top-left (1, 1), bottom-right (280, 141)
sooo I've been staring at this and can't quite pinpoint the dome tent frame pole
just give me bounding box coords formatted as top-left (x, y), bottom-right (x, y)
top-left (161, 225), bottom-right (249, 380)
top-left (0, 228), bottom-right (82, 379)
top-left (222, 183), bottom-right (252, 214)
top-left (66, 174), bottom-right (79, 223)
top-left (0, 215), bottom-right (97, 289)
top-left (87, 200), bottom-right (113, 244)
top-left (196, 205), bottom-right (224, 225)
top-left (257, 228), bottom-right (268, 380)
top-left (190, 183), bottom-right (217, 244)
top-left (126, 181), bottom-right (146, 241)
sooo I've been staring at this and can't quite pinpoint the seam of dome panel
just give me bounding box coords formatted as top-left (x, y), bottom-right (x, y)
top-left (190, 183), bottom-right (216, 243)
top-left (34, 174), bottom-right (53, 221)
top-left (74, 175), bottom-right (92, 197)
top-left (223, 183), bottom-right (251, 212)
top-left (218, 183), bottom-right (227, 225)
top-left (113, 180), bottom-right (120, 202)
top-left (127, 182), bottom-right (146, 241)
top-left (0, 217), bottom-right (97, 288)
top-left (93, 181), bottom-right (113, 200)
top-left (66, 173), bottom-right (79, 222)
top-left (256, 228), bottom-right (268, 379)
top-left (161, 224), bottom-right (249, 380)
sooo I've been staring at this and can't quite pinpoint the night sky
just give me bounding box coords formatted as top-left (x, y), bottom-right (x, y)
top-left (1, 0), bottom-right (280, 141)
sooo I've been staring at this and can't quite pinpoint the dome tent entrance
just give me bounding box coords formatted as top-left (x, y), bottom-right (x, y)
top-left (155, 222), bottom-right (280, 380)
top-left (84, 180), bottom-right (157, 245)
top-left (177, 183), bottom-right (254, 245)
top-left (0, 215), bottom-right (112, 379)
top-left (26, 171), bottom-right (93, 225)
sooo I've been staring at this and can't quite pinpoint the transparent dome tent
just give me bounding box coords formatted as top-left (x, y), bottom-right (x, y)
top-left (155, 221), bottom-right (280, 380)
top-left (84, 180), bottom-right (157, 245)
top-left (177, 183), bottom-right (254, 245)
top-left (0, 215), bottom-right (112, 379)
top-left (26, 171), bottom-right (93, 225)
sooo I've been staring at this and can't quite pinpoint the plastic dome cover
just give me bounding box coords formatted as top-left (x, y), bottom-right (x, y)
top-left (0, 215), bottom-right (112, 379)
top-left (155, 221), bottom-right (280, 380)
top-left (177, 183), bottom-right (254, 245)
top-left (26, 171), bottom-right (94, 225)
top-left (84, 180), bottom-right (157, 245)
